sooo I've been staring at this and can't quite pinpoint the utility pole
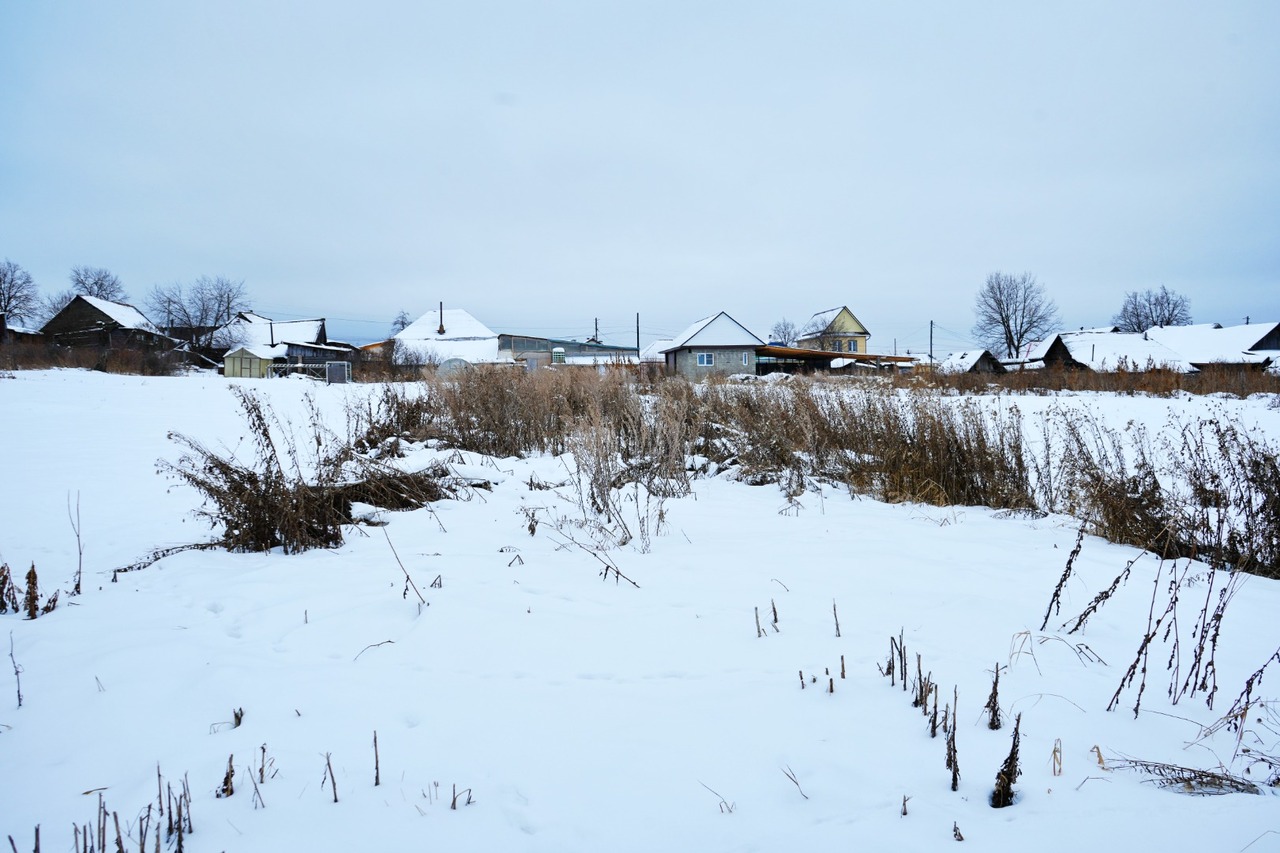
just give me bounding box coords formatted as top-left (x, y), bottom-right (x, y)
top-left (929, 321), bottom-right (934, 363)
top-left (636, 313), bottom-right (640, 352)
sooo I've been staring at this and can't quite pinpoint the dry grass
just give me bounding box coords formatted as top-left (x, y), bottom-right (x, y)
top-left (990, 713), bottom-right (1023, 808)
top-left (1110, 756), bottom-right (1262, 795)
top-left (1164, 416), bottom-right (1280, 577)
top-left (889, 365), bottom-right (1280, 398)
top-left (690, 380), bottom-right (1035, 509)
top-left (0, 342), bottom-right (182, 375)
top-left (157, 368), bottom-right (1280, 576)
top-left (163, 388), bottom-right (460, 553)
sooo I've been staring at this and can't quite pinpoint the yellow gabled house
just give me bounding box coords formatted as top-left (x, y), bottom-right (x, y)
top-left (795, 306), bottom-right (870, 354)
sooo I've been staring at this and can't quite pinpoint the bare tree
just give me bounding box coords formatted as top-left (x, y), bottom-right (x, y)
top-left (800, 315), bottom-right (827, 338)
top-left (972, 271), bottom-right (1060, 359)
top-left (0, 259), bottom-right (39, 325)
top-left (769, 318), bottom-right (798, 346)
top-left (391, 310), bottom-right (412, 334)
top-left (392, 338), bottom-right (442, 371)
top-left (70, 266), bottom-right (127, 301)
top-left (1112, 285), bottom-right (1191, 333)
top-left (146, 276), bottom-right (251, 349)
top-left (38, 288), bottom-right (77, 326)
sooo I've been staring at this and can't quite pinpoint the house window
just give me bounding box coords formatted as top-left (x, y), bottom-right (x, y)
top-left (848, 340), bottom-right (857, 353)
top-left (742, 352), bottom-right (750, 366)
top-left (697, 352), bottom-right (714, 366)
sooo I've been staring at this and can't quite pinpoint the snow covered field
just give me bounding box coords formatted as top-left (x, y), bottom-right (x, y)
top-left (2, 369), bottom-right (1278, 852)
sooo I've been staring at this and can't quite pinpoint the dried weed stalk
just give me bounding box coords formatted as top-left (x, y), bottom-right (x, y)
top-left (990, 713), bottom-right (1022, 808)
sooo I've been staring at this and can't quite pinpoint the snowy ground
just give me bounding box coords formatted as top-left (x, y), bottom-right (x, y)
top-left (2, 370), bottom-right (1278, 852)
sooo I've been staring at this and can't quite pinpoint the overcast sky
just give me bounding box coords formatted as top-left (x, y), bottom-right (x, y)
top-left (3, 2), bottom-right (1277, 351)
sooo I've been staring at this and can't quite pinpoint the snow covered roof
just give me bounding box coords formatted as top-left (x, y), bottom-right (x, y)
top-left (663, 312), bottom-right (764, 352)
top-left (225, 343), bottom-right (288, 360)
top-left (904, 353), bottom-right (940, 369)
top-left (1018, 335), bottom-right (1062, 363)
top-left (796, 306), bottom-right (869, 341)
top-left (393, 307), bottom-right (509, 364)
top-left (803, 307), bottom-right (842, 331)
top-left (1058, 330), bottom-right (1195, 373)
top-left (221, 313), bottom-right (326, 350)
top-left (1145, 322), bottom-right (1280, 366)
top-left (937, 350), bottom-right (993, 373)
top-left (77, 295), bottom-right (161, 333)
top-left (398, 308), bottom-right (496, 342)
top-left (639, 339), bottom-right (673, 362)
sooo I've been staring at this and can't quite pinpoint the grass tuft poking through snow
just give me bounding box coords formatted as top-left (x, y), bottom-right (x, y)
top-left (991, 713), bottom-right (1023, 808)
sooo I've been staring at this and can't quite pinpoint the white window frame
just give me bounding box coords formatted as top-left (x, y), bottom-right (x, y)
top-left (697, 352), bottom-right (714, 366)
top-left (742, 352), bottom-right (750, 366)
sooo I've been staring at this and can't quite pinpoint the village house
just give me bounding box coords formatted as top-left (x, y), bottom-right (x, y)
top-left (41, 295), bottom-right (174, 351)
top-left (1009, 323), bottom-right (1280, 375)
top-left (795, 306), bottom-right (871, 354)
top-left (662, 312), bottom-right (764, 379)
top-left (219, 312), bottom-right (352, 378)
top-left (639, 339), bottom-right (673, 364)
top-left (936, 350), bottom-right (1007, 374)
top-left (390, 307), bottom-right (512, 371)
top-left (1003, 335), bottom-right (1082, 371)
top-left (660, 312), bottom-right (869, 378)
top-left (1056, 328), bottom-right (1194, 373)
top-left (0, 313), bottom-right (43, 346)
top-left (1145, 321), bottom-right (1280, 371)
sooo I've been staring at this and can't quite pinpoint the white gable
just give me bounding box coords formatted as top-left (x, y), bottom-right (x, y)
top-left (665, 312), bottom-right (764, 351)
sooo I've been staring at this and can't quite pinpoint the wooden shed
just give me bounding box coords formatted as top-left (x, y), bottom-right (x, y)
top-left (223, 344), bottom-right (280, 378)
